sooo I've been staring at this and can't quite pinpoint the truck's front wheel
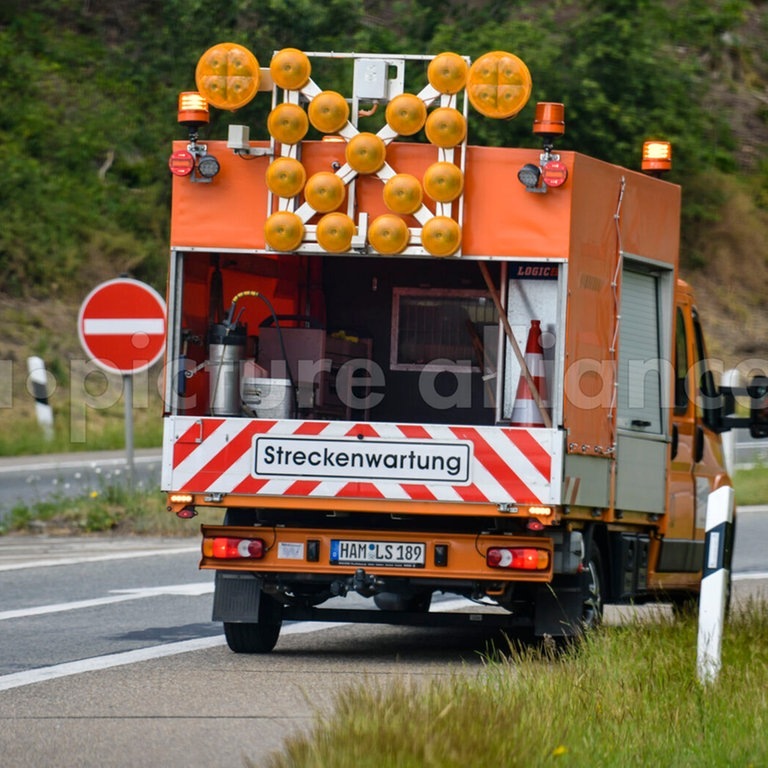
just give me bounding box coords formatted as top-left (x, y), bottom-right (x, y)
top-left (223, 592), bottom-right (283, 653)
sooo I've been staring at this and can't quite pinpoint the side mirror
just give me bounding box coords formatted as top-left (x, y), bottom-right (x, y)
top-left (748, 375), bottom-right (768, 439)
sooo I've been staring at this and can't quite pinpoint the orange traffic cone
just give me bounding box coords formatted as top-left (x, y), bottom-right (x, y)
top-left (509, 320), bottom-right (549, 427)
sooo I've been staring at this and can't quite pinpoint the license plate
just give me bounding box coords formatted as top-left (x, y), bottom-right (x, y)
top-left (330, 539), bottom-right (426, 568)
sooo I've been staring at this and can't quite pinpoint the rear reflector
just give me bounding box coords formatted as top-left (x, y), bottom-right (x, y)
top-left (204, 537), bottom-right (266, 560)
top-left (486, 546), bottom-right (550, 571)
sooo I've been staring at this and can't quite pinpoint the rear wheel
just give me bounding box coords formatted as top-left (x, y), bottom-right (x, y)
top-left (581, 543), bottom-right (604, 630)
top-left (223, 591), bottom-right (283, 653)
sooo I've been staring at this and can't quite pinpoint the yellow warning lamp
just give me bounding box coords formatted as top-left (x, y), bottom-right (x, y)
top-left (421, 216), bottom-right (461, 257)
top-left (265, 211), bottom-right (305, 251)
top-left (427, 52), bottom-right (469, 94)
top-left (308, 91), bottom-right (350, 134)
top-left (304, 171), bottom-right (346, 213)
top-left (385, 93), bottom-right (427, 136)
top-left (317, 212), bottom-right (356, 252)
top-left (642, 140), bottom-right (672, 174)
top-left (425, 107), bottom-right (467, 148)
top-left (265, 157), bottom-right (307, 198)
top-left (346, 132), bottom-right (387, 174)
top-left (267, 103), bottom-right (309, 145)
top-left (467, 50), bottom-right (532, 119)
top-left (368, 214), bottom-right (410, 254)
top-left (423, 161), bottom-right (464, 203)
top-left (270, 48), bottom-right (311, 90)
top-left (383, 174), bottom-right (423, 215)
top-left (177, 92), bottom-right (210, 128)
top-left (195, 43), bottom-right (260, 110)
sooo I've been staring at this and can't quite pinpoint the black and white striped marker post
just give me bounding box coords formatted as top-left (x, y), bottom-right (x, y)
top-left (26, 356), bottom-right (53, 440)
top-left (697, 485), bottom-right (735, 684)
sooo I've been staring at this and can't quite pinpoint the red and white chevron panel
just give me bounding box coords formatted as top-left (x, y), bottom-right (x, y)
top-left (161, 416), bottom-right (563, 505)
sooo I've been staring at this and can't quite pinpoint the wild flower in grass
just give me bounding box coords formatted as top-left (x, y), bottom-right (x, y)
top-left (552, 744), bottom-right (568, 757)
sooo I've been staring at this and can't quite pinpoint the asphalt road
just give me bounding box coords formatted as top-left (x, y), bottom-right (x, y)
top-left (0, 508), bottom-right (767, 768)
top-left (0, 537), bottom-right (503, 768)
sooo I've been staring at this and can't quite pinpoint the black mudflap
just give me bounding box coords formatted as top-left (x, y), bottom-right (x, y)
top-left (533, 580), bottom-right (584, 637)
top-left (212, 571), bottom-right (263, 622)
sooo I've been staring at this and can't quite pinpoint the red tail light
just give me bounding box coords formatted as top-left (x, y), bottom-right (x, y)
top-left (486, 546), bottom-right (550, 571)
top-left (207, 537), bottom-right (266, 559)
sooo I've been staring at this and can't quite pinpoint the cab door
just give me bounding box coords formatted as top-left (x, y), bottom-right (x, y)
top-left (659, 291), bottom-right (726, 575)
top-left (661, 300), bottom-right (698, 571)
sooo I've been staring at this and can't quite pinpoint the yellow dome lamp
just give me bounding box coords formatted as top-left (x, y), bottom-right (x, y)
top-left (641, 140), bottom-right (672, 177)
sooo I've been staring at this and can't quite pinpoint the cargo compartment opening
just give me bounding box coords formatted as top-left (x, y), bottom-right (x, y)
top-left (168, 250), bottom-right (562, 428)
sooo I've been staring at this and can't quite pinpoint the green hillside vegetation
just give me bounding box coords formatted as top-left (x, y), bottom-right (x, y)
top-left (1, 0), bottom-right (767, 449)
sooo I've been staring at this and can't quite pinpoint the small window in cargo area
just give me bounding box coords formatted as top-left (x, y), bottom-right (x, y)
top-left (390, 288), bottom-right (498, 371)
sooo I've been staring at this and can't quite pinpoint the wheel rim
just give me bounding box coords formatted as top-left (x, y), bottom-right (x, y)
top-left (582, 558), bottom-right (603, 628)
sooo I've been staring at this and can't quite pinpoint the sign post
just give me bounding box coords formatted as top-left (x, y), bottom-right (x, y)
top-left (78, 278), bottom-right (167, 486)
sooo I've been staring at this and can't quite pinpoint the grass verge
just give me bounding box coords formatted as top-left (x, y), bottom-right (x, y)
top-left (0, 486), bottom-right (221, 537)
top-left (733, 464), bottom-right (768, 506)
top-left (265, 605), bottom-right (768, 768)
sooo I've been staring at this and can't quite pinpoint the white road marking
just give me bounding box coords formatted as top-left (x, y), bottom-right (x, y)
top-left (0, 453), bottom-right (160, 474)
top-left (0, 546), bottom-right (199, 572)
top-left (732, 571), bottom-right (768, 581)
top-left (0, 621), bottom-right (345, 692)
top-left (0, 583), bottom-right (214, 621)
top-left (0, 598), bottom-right (475, 692)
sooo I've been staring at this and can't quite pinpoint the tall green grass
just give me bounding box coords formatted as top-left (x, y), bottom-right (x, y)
top-left (265, 606), bottom-right (768, 768)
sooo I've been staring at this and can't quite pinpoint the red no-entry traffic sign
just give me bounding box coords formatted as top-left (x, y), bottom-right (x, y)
top-left (78, 278), bottom-right (167, 375)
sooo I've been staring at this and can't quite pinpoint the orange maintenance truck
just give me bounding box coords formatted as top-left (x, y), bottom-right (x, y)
top-left (162, 44), bottom-right (768, 652)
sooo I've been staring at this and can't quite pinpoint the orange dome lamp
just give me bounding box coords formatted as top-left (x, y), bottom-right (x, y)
top-left (423, 162), bottom-right (464, 203)
top-left (265, 157), bottom-right (307, 198)
top-left (265, 211), bottom-right (305, 252)
top-left (383, 174), bottom-right (423, 215)
top-left (270, 48), bottom-right (311, 90)
top-left (267, 103), bottom-right (309, 145)
top-left (427, 52), bottom-right (469, 94)
top-left (304, 171), bottom-right (346, 213)
top-left (317, 213), bottom-right (356, 253)
top-left (308, 91), bottom-right (350, 134)
top-left (385, 93), bottom-right (427, 136)
top-left (425, 107), bottom-right (467, 148)
top-left (345, 132), bottom-right (387, 174)
top-left (368, 214), bottom-right (410, 255)
top-left (421, 216), bottom-right (461, 257)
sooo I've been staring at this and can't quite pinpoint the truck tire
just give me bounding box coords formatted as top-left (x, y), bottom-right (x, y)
top-left (223, 592), bottom-right (283, 653)
top-left (581, 543), bottom-right (604, 630)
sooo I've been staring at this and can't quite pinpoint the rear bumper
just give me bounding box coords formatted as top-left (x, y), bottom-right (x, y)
top-left (200, 524), bottom-right (554, 583)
